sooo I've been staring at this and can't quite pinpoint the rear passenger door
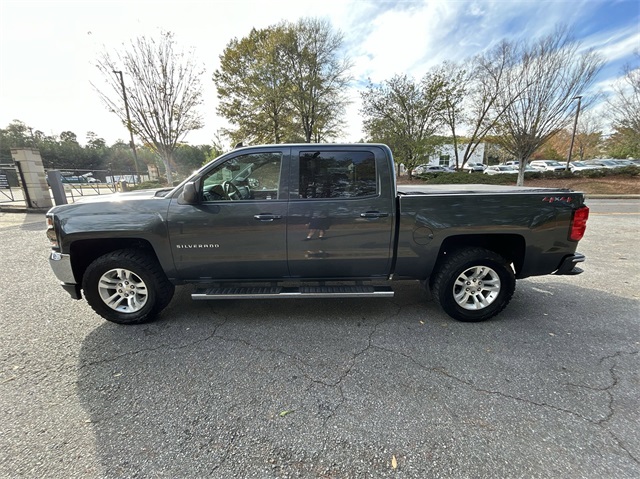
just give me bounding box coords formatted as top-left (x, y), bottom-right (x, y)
top-left (286, 146), bottom-right (395, 279)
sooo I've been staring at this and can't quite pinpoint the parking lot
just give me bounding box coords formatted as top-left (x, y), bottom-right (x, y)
top-left (1, 199), bottom-right (638, 478)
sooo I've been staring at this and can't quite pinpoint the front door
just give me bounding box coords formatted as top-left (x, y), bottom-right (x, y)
top-left (168, 148), bottom-right (289, 281)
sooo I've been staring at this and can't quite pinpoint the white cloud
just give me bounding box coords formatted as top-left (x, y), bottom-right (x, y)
top-left (1, 0), bottom-right (638, 146)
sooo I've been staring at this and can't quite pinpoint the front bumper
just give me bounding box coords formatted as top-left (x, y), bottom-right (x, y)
top-left (49, 252), bottom-right (82, 299)
top-left (554, 253), bottom-right (585, 275)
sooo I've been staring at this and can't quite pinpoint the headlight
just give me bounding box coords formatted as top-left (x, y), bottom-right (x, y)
top-left (46, 215), bottom-right (59, 248)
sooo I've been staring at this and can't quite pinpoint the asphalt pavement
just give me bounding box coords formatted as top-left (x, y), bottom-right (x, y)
top-left (0, 199), bottom-right (638, 478)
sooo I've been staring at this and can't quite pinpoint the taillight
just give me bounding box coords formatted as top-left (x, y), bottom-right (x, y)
top-left (569, 206), bottom-right (589, 241)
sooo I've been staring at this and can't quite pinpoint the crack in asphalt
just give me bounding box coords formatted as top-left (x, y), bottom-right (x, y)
top-left (566, 350), bottom-right (639, 464)
top-left (77, 315), bottom-right (228, 373)
top-left (374, 345), bottom-right (640, 465)
top-left (209, 430), bottom-right (238, 474)
top-left (74, 304), bottom-right (638, 467)
top-left (319, 315), bottom-right (392, 424)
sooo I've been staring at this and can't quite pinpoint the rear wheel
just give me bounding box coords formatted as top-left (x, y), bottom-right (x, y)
top-left (82, 249), bottom-right (175, 324)
top-left (431, 248), bottom-right (515, 322)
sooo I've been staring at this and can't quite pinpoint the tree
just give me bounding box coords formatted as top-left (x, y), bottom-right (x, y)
top-left (433, 62), bottom-right (470, 169)
top-left (606, 126), bottom-right (640, 159)
top-left (493, 27), bottom-right (604, 185)
top-left (214, 26), bottom-right (296, 145)
top-left (0, 120), bottom-right (30, 164)
top-left (360, 74), bottom-right (445, 176)
top-left (94, 31), bottom-right (204, 185)
top-left (606, 53), bottom-right (640, 158)
top-left (532, 111), bottom-right (604, 161)
top-left (432, 41), bottom-right (524, 171)
top-left (280, 18), bottom-right (352, 143)
top-left (213, 18), bottom-right (351, 144)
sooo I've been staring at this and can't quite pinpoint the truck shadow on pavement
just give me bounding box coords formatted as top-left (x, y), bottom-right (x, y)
top-left (75, 281), bottom-right (640, 478)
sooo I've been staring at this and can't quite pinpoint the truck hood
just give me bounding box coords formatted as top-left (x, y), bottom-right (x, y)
top-left (73, 188), bottom-right (172, 203)
top-left (47, 188), bottom-right (173, 217)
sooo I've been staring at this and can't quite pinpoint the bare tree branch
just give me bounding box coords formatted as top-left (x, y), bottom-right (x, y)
top-left (93, 31), bottom-right (204, 184)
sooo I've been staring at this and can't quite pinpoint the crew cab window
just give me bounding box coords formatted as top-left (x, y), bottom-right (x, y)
top-left (298, 150), bottom-right (377, 199)
top-left (201, 152), bottom-right (282, 201)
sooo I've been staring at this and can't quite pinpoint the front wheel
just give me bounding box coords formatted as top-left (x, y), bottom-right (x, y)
top-left (82, 249), bottom-right (175, 324)
top-left (431, 248), bottom-right (515, 322)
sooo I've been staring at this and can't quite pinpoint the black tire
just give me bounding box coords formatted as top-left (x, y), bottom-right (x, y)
top-left (431, 247), bottom-right (515, 322)
top-left (82, 249), bottom-right (175, 325)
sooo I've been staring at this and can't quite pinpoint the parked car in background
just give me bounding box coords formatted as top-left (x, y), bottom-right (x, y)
top-left (412, 164), bottom-right (454, 175)
top-left (60, 175), bottom-right (89, 183)
top-left (484, 165), bottom-right (516, 175)
top-left (612, 159), bottom-right (636, 167)
top-left (462, 162), bottom-right (485, 172)
top-left (529, 160), bottom-right (566, 172)
top-left (569, 161), bottom-right (599, 173)
top-left (583, 159), bottom-right (624, 169)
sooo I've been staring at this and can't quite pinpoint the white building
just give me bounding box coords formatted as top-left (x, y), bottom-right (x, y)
top-left (427, 143), bottom-right (485, 167)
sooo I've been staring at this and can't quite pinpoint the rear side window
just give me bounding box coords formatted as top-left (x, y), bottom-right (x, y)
top-left (298, 150), bottom-right (376, 199)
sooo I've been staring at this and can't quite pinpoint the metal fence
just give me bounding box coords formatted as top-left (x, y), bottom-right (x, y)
top-left (0, 167), bottom-right (153, 209)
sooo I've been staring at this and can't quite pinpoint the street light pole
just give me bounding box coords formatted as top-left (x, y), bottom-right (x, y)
top-left (566, 95), bottom-right (583, 171)
top-left (113, 70), bottom-right (141, 184)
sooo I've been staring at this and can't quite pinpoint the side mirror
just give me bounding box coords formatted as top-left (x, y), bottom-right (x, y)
top-left (178, 181), bottom-right (199, 205)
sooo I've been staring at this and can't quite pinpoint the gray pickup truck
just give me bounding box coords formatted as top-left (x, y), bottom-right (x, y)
top-left (46, 144), bottom-right (589, 324)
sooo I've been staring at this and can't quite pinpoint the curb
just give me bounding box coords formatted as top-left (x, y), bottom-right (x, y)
top-left (0, 205), bottom-right (49, 214)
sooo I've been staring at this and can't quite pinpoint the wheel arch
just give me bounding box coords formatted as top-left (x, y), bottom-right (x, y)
top-left (432, 234), bottom-right (525, 282)
top-left (69, 238), bottom-right (161, 287)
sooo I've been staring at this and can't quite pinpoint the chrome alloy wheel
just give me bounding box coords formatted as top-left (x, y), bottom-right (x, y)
top-left (453, 265), bottom-right (501, 310)
top-left (97, 268), bottom-right (148, 313)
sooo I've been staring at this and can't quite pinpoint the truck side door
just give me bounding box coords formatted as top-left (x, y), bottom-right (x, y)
top-left (167, 148), bottom-right (289, 280)
top-left (286, 146), bottom-right (395, 279)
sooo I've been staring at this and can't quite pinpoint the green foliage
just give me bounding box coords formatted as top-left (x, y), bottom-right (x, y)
top-left (213, 18), bottom-right (351, 144)
top-left (360, 74), bottom-right (445, 175)
top-left (605, 126), bottom-right (640, 159)
top-left (129, 180), bottom-right (166, 191)
top-left (172, 144), bottom-right (211, 176)
top-left (415, 172), bottom-right (515, 184)
top-left (214, 26), bottom-right (296, 144)
top-left (1, 120), bottom-right (219, 183)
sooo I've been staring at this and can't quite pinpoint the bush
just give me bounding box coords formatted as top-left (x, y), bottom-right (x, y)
top-left (415, 172), bottom-right (516, 185)
top-left (129, 180), bottom-right (167, 191)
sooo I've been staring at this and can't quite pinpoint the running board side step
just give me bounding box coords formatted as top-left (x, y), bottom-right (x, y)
top-left (192, 284), bottom-right (394, 300)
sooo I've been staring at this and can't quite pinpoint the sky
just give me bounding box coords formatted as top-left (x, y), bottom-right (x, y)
top-left (1, 0), bottom-right (639, 147)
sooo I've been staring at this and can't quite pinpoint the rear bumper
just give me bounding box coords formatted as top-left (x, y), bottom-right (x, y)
top-left (554, 253), bottom-right (585, 275)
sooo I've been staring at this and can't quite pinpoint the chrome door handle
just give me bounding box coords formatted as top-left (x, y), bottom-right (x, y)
top-left (254, 214), bottom-right (282, 222)
top-left (360, 211), bottom-right (389, 219)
